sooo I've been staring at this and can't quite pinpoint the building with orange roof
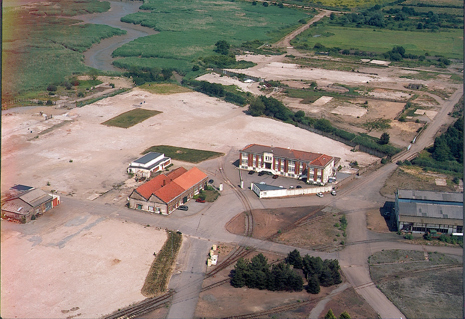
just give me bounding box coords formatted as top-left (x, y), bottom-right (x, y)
top-left (239, 144), bottom-right (336, 185)
top-left (127, 167), bottom-right (208, 214)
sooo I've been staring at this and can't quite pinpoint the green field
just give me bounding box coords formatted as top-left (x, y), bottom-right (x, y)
top-left (142, 145), bottom-right (224, 163)
top-left (285, 0), bottom-right (395, 9)
top-left (292, 25), bottom-right (463, 59)
top-left (139, 83), bottom-right (192, 95)
top-left (3, 3), bottom-right (125, 98)
top-left (102, 109), bottom-right (161, 128)
top-left (112, 0), bottom-right (309, 71)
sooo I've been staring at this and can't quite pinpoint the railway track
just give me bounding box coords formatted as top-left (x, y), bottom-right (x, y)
top-left (102, 290), bottom-right (175, 319)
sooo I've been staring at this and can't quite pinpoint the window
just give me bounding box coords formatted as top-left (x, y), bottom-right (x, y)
top-left (136, 204), bottom-right (142, 210)
top-left (148, 206), bottom-right (154, 212)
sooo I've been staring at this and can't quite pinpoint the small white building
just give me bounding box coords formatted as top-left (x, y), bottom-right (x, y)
top-left (251, 182), bottom-right (332, 198)
top-left (127, 152), bottom-right (171, 178)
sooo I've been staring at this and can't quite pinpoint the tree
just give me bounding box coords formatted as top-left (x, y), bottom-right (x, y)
top-left (325, 309), bottom-right (337, 319)
top-left (263, 1), bottom-right (268, 7)
top-left (286, 249), bottom-right (303, 269)
top-left (231, 258), bottom-right (248, 287)
top-left (47, 84), bottom-right (57, 92)
top-left (339, 311), bottom-right (351, 319)
top-left (306, 275), bottom-right (320, 294)
top-left (89, 68), bottom-right (99, 81)
top-left (379, 132), bottom-right (390, 145)
top-left (248, 97), bottom-right (265, 117)
top-left (330, 12), bottom-right (336, 20)
top-left (215, 40), bottom-right (230, 55)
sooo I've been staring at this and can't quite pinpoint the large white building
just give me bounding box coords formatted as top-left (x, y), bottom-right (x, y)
top-left (239, 144), bottom-right (335, 185)
top-left (127, 152), bottom-right (171, 178)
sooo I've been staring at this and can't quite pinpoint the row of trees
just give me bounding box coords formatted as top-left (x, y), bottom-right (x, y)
top-left (331, 5), bottom-right (462, 30)
top-left (231, 250), bottom-right (343, 294)
top-left (286, 249), bottom-right (342, 294)
top-left (123, 67), bottom-right (173, 86)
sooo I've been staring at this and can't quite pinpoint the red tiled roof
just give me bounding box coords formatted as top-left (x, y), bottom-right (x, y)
top-left (310, 154), bottom-right (333, 167)
top-left (153, 183), bottom-right (185, 203)
top-left (241, 144), bottom-right (333, 166)
top-left (173, 167), bottom-right (207, 190)
top-left (134, 167), bottom-right (207, 203)
top-left (135, 175), bottom-right (171, 199)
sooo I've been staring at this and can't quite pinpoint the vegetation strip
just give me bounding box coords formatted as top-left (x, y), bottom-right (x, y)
top-left (141, 230), bottom-right (182, 297)
top-left (102, 109), bottom-right (161, 128)
top-left (142, 145), bottom-right (224, 163)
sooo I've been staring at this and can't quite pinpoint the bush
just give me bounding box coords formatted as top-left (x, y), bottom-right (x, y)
top-left (46, 100), bottom-right (53, 105)
top-left (47, 84), bottom-right (57, 92)
top-left (404, 233), bottom-right (413, 240)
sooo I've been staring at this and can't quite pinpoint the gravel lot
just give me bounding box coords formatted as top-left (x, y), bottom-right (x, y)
top-left (1, 88), bottom-right (376, 200)
top-left (1, 207), bottom-right (167, 318)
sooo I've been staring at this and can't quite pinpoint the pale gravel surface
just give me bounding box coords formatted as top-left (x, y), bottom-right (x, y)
top-left (1, 88), bottom-right (377, 199)
top-left (1, 214), bottom-right (167, 318)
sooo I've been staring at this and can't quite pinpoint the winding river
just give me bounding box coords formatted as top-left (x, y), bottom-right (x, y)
top-left (73, 1), bottom-right (157, 71)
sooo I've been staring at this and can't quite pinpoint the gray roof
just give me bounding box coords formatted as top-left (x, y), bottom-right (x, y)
top-left (19, 189), bottom-right (53, 207)
top-left (254, 183), bottom-right (285, 191)
top-left (1, 198), bottom-right (32, 215)
top-left (398, 201), bottom-right (462, 220)
top-left (398, 189), bottom-right (463, 203)
top-left (133, 152), bottom-right (164, 165)
top-left (128, 157), bottom-right (170, 171)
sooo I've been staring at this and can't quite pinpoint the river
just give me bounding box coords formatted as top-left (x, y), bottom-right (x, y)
top-left (72, 1), bottom-right (157, 71)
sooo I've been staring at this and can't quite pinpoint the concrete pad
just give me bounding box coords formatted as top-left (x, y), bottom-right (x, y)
top-left (312, 96), bottom-right (333, 107)
top-left (331, 105), bottom-right (367, 117)
top-left (414, 109), bottom-right (438, 120)
top-left (435, 178), bottom-right (447, 186)
top-left (370, 60), bottom-right (391, 66)
top-left (1, 216), bottom-right (167, 318)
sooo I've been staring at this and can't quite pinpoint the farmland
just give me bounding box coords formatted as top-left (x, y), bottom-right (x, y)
top-left (292, 25), bottom-right (463, 59)
top-left (112, 0), bottom-right (310, 71)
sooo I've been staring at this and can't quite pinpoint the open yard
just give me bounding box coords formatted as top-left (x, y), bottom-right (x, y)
top-left (226, 206), bottom-right (347, 252)
top-left (369, 249), bottom-right (463, 319)
top-left (0, 207), bottom-right (167, 318)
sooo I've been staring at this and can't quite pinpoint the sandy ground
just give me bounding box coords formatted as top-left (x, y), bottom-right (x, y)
top-left (1, 88), bottom-right (376, 199)
top-left (1, 209), bottom-right (167, 318)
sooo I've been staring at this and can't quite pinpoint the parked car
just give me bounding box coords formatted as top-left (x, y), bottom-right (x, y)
top-left (289, 186), bottom-right (294, 189)
top-left (272, 175), bottom-right (279, 179)
top-left (196, 198), bottom-right (205, 203)
top-left (248, 170), bottom-right (255, 175)
top-left (296, 185), bottom-right (302, 189)
top-left (331, 190), bottom-right (337, 196)
top-left (208, 179), bottom-right (214, 184)
top-left (316, 192), bottom-right (324, 198)
top-left (258, 171), bottom-right (265, 176)
top-left (177, 205), bottom-right (188, 211)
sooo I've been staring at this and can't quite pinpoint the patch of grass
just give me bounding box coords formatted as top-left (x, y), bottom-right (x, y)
top-left (2, 6), bottom-right (124, 99)
top-left (141, 230), bottom-right (182, 297)
top-left (102, 108), bottom-right (161, 128)
top-left (77, 79), bottom-right (103, 89)
top-left (139, 83), bottom-right (192, 94)
top-left (292, 25), bottom-right (463, 59)
top-left (363, 118), bottom-right (392, 131)
top-left (76, 88), bottom-right (130, 107)
top-left (113, 0), bottom-right (308, 70)
top-left (142, 145), bottom-right (224, 163)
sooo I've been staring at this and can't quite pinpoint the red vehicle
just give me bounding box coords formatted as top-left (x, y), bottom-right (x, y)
top-left (196, 198), bottom-right (206, 203)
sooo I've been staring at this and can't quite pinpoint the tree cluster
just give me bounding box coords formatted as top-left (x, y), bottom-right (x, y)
top-left (248, 95), bottom-right (293, 121)
top-left (286, 250), bottom-right (342, 294)
top-left (231, 253), bottom-right (304, 292)
top-left (231, 250), bottom-right (343, 294)
top-left (123, 67), bottom-right (173, 86)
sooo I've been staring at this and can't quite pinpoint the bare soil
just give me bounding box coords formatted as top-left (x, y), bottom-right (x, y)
top-left (369, 250), bottom-right (463, 319)
top-left (226, 206), bottom-right (346, 252)
top-left (195, 250), bottom-right (375, 319)
top-left (322, 287), bottom-right (379, 319)
top-left (380, 166), bottom-right (459, 198)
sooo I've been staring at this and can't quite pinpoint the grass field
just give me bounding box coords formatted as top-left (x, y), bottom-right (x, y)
top-left (369, 250), bottom-right (462, 319)
top-left (142, 145), bottom-right (224, 163)
top-left (112, 0), bottom-right (309, 71)
top-left (2, 6), bottom-right (124, 97)
top-left (102, 109), bottom-right (161, 128)
top-left (286, 0), bottom-right (395, 9)
top-left (139, 83), bottom-right (192, 95)
top-left (292, 25), bottom-right (463, 59)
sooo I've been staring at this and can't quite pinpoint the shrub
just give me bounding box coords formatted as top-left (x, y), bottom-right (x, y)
top-left (404, 233), bottom-right (413, 240)
top-left (46, 100), bottom-right (53, 105)
top-left (47, 84), bottom-right (57, 92)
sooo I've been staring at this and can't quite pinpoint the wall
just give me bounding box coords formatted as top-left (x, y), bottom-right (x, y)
top-left (252, 183), bottom-right (333, 198)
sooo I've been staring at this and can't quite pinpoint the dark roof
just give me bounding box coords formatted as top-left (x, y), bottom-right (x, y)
top-left (398, 201), bottom-right (462, 220)
top-left (254, 183), bottom-right (284, 191)
top-left (132, 152), bottom-right (164, 165)
top-left (11, 185), bottom-right (34, 192)
top-left (397, 190), bottom-right (463, 203)
top-left (241, 144), bottom-right (333, 167)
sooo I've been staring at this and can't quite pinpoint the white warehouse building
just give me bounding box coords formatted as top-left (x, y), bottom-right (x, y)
top-left (127, 152), bottom-right (171, 178)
